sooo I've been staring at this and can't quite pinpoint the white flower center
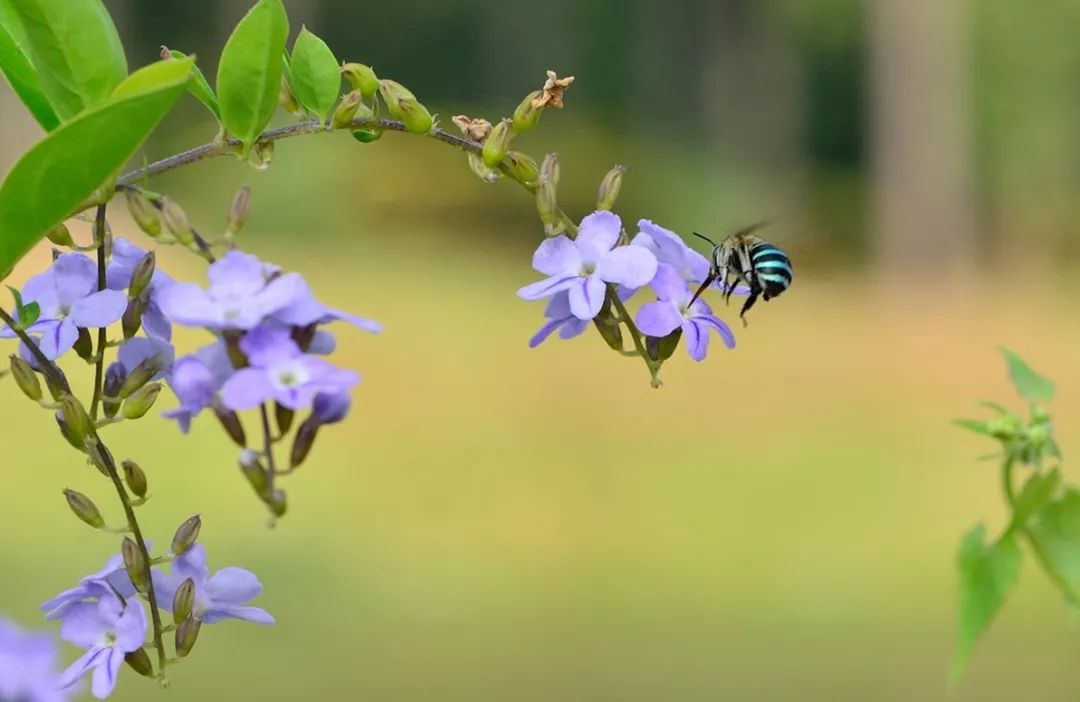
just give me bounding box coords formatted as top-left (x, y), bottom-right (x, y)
top-left (272, 362), bottom-right (309, 389)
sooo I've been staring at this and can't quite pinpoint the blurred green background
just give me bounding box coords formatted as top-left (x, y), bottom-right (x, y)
top-left (3, 0), bottom-right (1080, 699)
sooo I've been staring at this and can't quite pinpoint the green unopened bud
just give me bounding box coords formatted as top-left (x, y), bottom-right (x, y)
top-left (173, 577), bottom-right (196, 624)
top-left (227, 186), bottom-right (252, 238)
top-left (503, 151), bottom-right (539, 185)
top-left (342, 63), bottom-right (379, 99)
top-left (160, 198), bottom-right (195, 247)
top-left (275, 402), bottom-right (295, 434)
top-left (351, 128), bottom-right (382, 143)
top-left (46, 223), bottom-right (75, 248)
top-left (122, 459), bottom-right (148, 499)
top-left (9, 355), bottom-right (41, 401)
top-left (122, 537), bottom-right (149, 592)
top-left (124, 189), bottom-right (163, 240)
top-left (278, 74), bottom-right (301, 115)
top-left (397, 98), bottom-right (433, 134)
top-left (43, 366), bottom-right (68, 401)
top-left (73, 327), bottom-right (93, 362)
top-left (103, 363), bottom-right (125, 419)
top-left (536, 180), bottom-right (561, 236)
top-left (239, 449), bottom-right (268, 495)
top-left (59, 395), bottom-right (92, 447)
top-left (290, 417), bottom-right (320, 469)
top-left (512, 90), bottom-right (544, 132)
top-left (128, 252), bottom-right (155, 299)
top-left (645, 327), bottom-right (682, 363)
top-left (175, 615), bottom-right (202, 658)
top-left (55, 414), bottom-right (83, 451)
top-left (467, 154), bottom-right (501, 183)
top-left (124, 648), bottom-right (154, 678)
top-left (482, 119), bottom-right (513, 168)
top-left (63, 489), bottom-right (104, 529)
top-left (267, 490), bottom-right (287, 518)
top-left (119, 358), bottom-right (161, 399)
top-left (377, 79), bottom-right (415, 119)
top-left (1032, 406), bottom-right (1051, 425)
top-left (597, 165), bottom-right (625, 211)
top-left (122, 296), bottom-right (145, 340)
top-left (253, 140), bottom-right (274, 171)
top-left (214, 403), bottom-right (247, 447)
top-left (331, 90), bottom-right (363, 129)
top-left (171, 514), bottom-right (202, 556)
top-left (540, 152), bottom-right (560, 187)
top-left (988, 414), bottom-right (1022, 441)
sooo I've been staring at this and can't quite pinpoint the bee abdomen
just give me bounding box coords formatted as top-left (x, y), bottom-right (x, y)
top-left (749, 243), bottom-right (792, 299)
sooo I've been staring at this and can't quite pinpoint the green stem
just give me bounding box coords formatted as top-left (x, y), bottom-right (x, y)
top-left (89, 205), bottom-right (108, 419)
top-left (609, 289), bottom-right (661, 386)
top-left (259, 404), bottom-right (277, 493)
top-left (1001, 455), bottom-right (1017, 508)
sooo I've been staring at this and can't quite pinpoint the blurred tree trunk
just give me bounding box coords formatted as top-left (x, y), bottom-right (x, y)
top-left (869, 0), bottom-right (974, 277)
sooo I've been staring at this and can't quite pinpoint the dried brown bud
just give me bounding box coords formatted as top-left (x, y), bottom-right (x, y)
top-left (451, 115), bottom-right (493, 143)
top-left (533, 70), bottom-right (575, 109)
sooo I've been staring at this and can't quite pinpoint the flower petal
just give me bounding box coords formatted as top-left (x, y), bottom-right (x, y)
top-left (531, 235), bottom-right (581, 276)
top-left (112, 600), bottom-right (148, 650)
top-left (51, 254), bottom-right (97, 307)
top-left (36, 320), bottom-right (78, 360)
top-left (68, 289), bottom-right (127, 328)
top-left (141, 302), bottom-right (172, 341)
top-left (58, 602), bottom-right (108, 648)
top-left (221, 368), bottom-right (275, 411)
top-left (207, 250), bottom-right (269, 298)
top-left (516, 274), bottom-right (578, 301)
top-left (595, 245), bottom-right (658, 290)
top-left (172, 544), bottom-right (210, 584)
top-left (685, 319), bottom-right (709, 361)
top-left (206, 567), bottom-right (263, 605)
top-left (157, 283), bottom-right (224, 328)
top-left (528, 318), bottom-right (563, 348)
top-left (635, 300), bottom-right (682, 337)
top-left (204, 605), bottom-right (275, 625)
top-left (575, 211), bottom-right (621, 261)
top-left (567, 275), bottom-right (606, 320)
top-left (648, 263), bottom-right (689, 303)
top-left (558, 318), bottom-right (589, 340)
top-left (695, 314), bottom-right (736, 350)
top-left (57, 646), bottom-right (106, 691)
top-left (91, 648), bottom-right (124, 698)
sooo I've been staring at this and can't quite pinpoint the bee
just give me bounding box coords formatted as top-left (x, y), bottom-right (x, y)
top-left (688, 222), bottom-right (792, 325)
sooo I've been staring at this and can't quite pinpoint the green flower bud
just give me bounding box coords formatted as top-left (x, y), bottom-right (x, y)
top-left (342, 63), bottom-right (379, 99)
top-left (275, 402), bottom-right (295, 434)
top-left (331, 90), bottom-right (363, 130)
top-left (267, 490), bottom-right (287, 518)
top-left (122, 296), bottom-right (145, 340)
top-left (9, 355), bottom-right (42, 402)
top-left (124, 189), bottom-right (163, 240)
top-left (512, 90), bottom-right (544, 132)
top-left (540, 153), bottom-right (560, 187)
top-left (173, 577), bottom-right (196, 624)
top-left (103, 364), bottom-right (124, 419)
top-left (46, 223), bottom-right (75, 248)
top-left (596, 165), bottom-right (626, 211)
top-left (290, 417), bottom-right (320, 469)
top-left (988, 414), bottom-right (1021, 441)
top-left (482, 119), bottom-right (513, 168)
top-left (227, 186), bottom-right (252, 238)
top-left (1032, 406), bottom-right (1051, 425)
top-left (63, 488), bottom-right (105, 529)
top-left (175, 615), bottom-right (201, 658)
top-left (128, 252), bottom-right (155, 300)
top-left (121, 459), bottom-right (148, 499)
top-left (645, 327), bottom-right (682, 363)
top-left (55, 414), bottom-right (83, 451)
top-left (377, 79), bottom-right (416, 119)
top-left (160, 198), bottom-right (195, 247)
top-left (119, 358), bottom-right (162, 399)
top-left (467, 154), bottom-right (501, 183)
top-left (171, 514), bottom-right (202, 556)
top-left (536, 180), bottom-right (561, 236)
top-left (59, 395), bottom-right (92, 447)
top-left (122, 537), bottom-right (149, 593)
top-left (214, 403), bottom-right (247, 447)
top-left (72, 327), bottom-right (93, 362)
top-left (397, 98), bottom-right (433, 134)
top-left (503, 151), bottom-right (540, 186)
top-left (124, 648), bottom-right (154, 678)
top-left (351, 128), bottom-right (383, 143)
top-left (253, 140), bottom-right (275, 171)
top-left (1027, 424), bottom-right (1050, 450)
top-left (43, 366), bottom-right (69, 401)
top-left (278, 74), bottom-right (302, 115)
top-left (86, 439), bottom-right (114, 477)
top-left (239, 449), bottom-right (268, 496)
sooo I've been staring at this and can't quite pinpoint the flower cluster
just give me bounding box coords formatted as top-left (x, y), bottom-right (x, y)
top-left (518, 212), bottom-right (738, 363)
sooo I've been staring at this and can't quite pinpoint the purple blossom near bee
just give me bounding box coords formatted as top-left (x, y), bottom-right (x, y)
top-left (636, 263), bottom-right (736, 361)
top-left (55, 596), bottom-right (147, 699)
top-left (152, 544), bottom-right (274, 625)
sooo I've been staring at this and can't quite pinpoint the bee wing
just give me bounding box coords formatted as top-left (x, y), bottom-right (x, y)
top-left (728, 220), bottom-right (770, 239)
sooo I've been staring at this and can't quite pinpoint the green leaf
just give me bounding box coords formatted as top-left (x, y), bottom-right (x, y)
top-left (19, 300), bottom-right (38, 327)
top-left (288, 26), bottom-right (339, 120)
top-left (0, 0), bottom-right (58, 129)
top-left (1009, 468), bottom-right (1061, 531)
top-left (951, 525), bottom-right (1021, 686)
top-left (162, 47), bottom-right (219, 119)
top-left (217, 0), bottom-right (288, 151)
top-left (7, 0), bottom-right (126, 120)
top-left (954, 418), bottom-right (993, 437)
top-left (0, 57), bottom-right (192, 278)
top-left (1030, 489), bottom-right (1080, 588)
top-left (1001, 347), bottom-right (1054, 404)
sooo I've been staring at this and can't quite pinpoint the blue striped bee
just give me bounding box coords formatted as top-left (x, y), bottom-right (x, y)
top-left (688, 222), bottom-right (792, 325)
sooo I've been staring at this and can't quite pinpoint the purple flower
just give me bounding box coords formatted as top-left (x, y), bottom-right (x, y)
top-left (117, 337), bottom-right (174, 380)
top-left (528, 290), bottom-right (589, 348)
top-left (312, 391), bottom-right (351, 424)
top-left (272, 278), bottom-right (381, 334)
top-left (632, 219), bottom-right (711, 284)
top-left (636, 264), bottom-right (736, 361)
top-left (0, 254), bottom-right (127, 359)
top-left (221, 325), bottom-right (358, 411)
top-left (0, 617), bottom-right (71, 702)
top-left (161, 355), bottom-right (219, 433)
top-left (153, 545), bottom-right (274, 625)
top-left (517, 211), bottom-right (658, 320)
top-left (105, 239), bottom-right (174, 341)
top-left (157, 250), bottom-right (304, 331)
top-left (56, 596), bottom-right (146, 699)
top-left (40, 554), bottom-right (137, 622)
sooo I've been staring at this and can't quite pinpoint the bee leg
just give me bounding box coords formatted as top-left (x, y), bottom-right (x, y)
top-left (688, 274), bottom-right (715, 307)
top-left (739, 291), bottom-right (759, 327)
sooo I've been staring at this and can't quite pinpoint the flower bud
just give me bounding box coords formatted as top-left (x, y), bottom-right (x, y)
top-left (540, 153), bottom-right (560, 187)
top-left (482, 119), bottom-right (513, 168)
top-left (124, 189), bottom-right (163, 240)
top-left (278, 74), bottom-right (302, 115)
top-left (467, 154), bottom-right (500, 183)
top-left (72, 327), bottom-right (93, 362)
top-left (118, 358), bottom-right (162, 399)
top-left (121, 459), bottom-right (148, 499)
top-left (239, 449), bottom-right (268, 496)
top-left (342, 63), bottom-right (379, 99)
top-left (536, 180), bottom-right (561, 236)
top-left (63, 489), bottom-right (104, 529)
top-left (512, 90), bottom-right (544, 132)
top-left (275, 402), bottom-right (295, 434)
top-left (55, 413), bottom-right (83, 451)
top-left (254, 140), bottom-right (275, 171)
top-left (124, 648), bottom-right (154, 678)
top-left (128, 251), bottom-right (155, 299)
top-left (172, 577), bottom-right (196, 624)
top-left (171, 515), bottom-right (202, 556)
top-left (9, 355), bottom-right (42, 401)
top-left (43, 365), bottom-right (68, 401)
top-left (122, 537), bottom-right (149, 593)
top-left (267, 490), bottom-right (287, 518)
top-left (160, 198), bottom-right (195, 247)
top-left (503, 151), bottom-right (540, 186)
top-left (175, 615), bottom-right (201, 658)
top-left (86, 439), bottom-right (114, 477)
top-left (124, 382), bottom-right (163, 422)
top-left (290, 417), bottom-right (320, 469)
top-left (596, 165), bottom-right (625, 211)
top-left (1032, 406), bottom-right (1051, 425)
top-left (313, 392), bottom-right (351, 425)
top-left (377, 79), bottom-right (415, 119)
top-left (213, 403), bottom-right (247, 447)
top-left (103, 363), bottom-right (125, 419)
top-left (397, 98), bottom-right (433, 134)
top-left (121, 296), bottom-right (145, 340)
top-left (59, 395), bottom-right (92, 447)
top-left (227, 186), bottom-right (252, 238)
top-left (351, 128), bottom-right (383, 143)
top-left (46, 223), bottom-right (75, 248)
top-left (451, 115), bottom-right (493, 142)
top-left (331, 90), bottom-right (363, 130)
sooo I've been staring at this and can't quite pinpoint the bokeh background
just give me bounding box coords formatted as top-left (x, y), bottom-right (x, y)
top-left (3, 0), bottom-right (1080, 699)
